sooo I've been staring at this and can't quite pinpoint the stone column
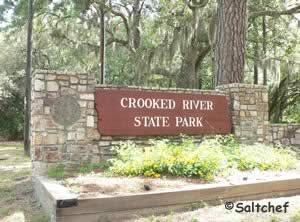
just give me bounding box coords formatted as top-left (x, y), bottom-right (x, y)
top-left (217, 84), bottom-right (269, 143)
top-left (30, 70), bottom-right (100, 175)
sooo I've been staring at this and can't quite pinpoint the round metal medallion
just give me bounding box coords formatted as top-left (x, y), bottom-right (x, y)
top-left (51, 95), bottom-right (81, 127)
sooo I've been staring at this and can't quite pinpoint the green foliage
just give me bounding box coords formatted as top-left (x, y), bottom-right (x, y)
top-left (0, 88), bottom-right (24, 140)
top-left (290, 209), bottom-right (300, 222)
top-left (109, 135), bottom-right (297, 180)
top-left (268, 216), bottom-right (281, 222)
top-left (109, 137), bottom-right (227, 181)
top-left (0, 30), bottom-right (26, 140)
top-left (0, 208), bottom-right (10, 218)
top-left (0, 185), bottom-right (15, 201)
top-left (0, 0), bottom-right (298, 142)
top-left (30, 213), bottom-right (50, 222)
top-left (283, 102), bottom-right (300, 123)
top-left (269, 75), bottom-right (300, 123)
top-left (48, 162), bottom-right (112, 178)
top-left (47, 163), bottom-right (65, 180)
top-left (237, 143), bottom-right (297, 171)
top-left (79, 161), bottom-right (111, 174)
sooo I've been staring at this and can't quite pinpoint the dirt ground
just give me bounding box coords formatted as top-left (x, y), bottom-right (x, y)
top-left (131, 195), bottom-right (300, 222)
top-left (0, 143), bottom-right (49, 222)
top-left (65, 162), bottom-right (300, 199)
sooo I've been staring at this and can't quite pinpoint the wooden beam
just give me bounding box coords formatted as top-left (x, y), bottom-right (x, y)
top-left (34, 176), bottom-right (300, 221)
top-left (57, 177), bottom-right (300, 216)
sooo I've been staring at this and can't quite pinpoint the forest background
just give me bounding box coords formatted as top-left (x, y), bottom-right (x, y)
top-left (0, 0), bottom-right (299, 140)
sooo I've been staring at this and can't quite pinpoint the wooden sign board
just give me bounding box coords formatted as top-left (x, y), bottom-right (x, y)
top-left (95, 89), bottom-right (231, 136)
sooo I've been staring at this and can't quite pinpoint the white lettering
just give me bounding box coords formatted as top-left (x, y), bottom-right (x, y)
top-left (176, 117), bottom-right (204, 128)
top-left (176, 117), bottom-right (183, 126)
top-left (133, 116), bottom-right (170, 128)
top-left (182, 100), bottom-right (214, 111)
top-left (134, 116), bottom-right (141, 127)
top-left (183, 100), bottom-right (189, 110)
top-left (128, 98), bottom-right (136, 108)
top-left (121, 97), bottom-right (213, 111)
top-left (197, 117), bottom-right (203, 127)
top-left (170, 100), bottom-right (176, 109)
top-left (144, 98), bottom-right (152, 109)
top-left (192, 100), bottom-right (200, 110)
top-left (208, 101), bottom-right (214, 110)
top-left (162, 117), bottom-right (170, 127)
top-left (120, 98), bottom-right (128, 108)
top-left (137, 98), bottom-right (144, 108)
top-left (121, 98), bottom-right (176, 110)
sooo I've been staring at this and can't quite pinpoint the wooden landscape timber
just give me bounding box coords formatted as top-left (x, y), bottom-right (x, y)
top-left (34, 176), bottom-right (300, 222)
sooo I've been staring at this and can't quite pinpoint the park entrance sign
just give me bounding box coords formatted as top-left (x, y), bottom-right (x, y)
top-left (95, 89), bottom-right (231, 136)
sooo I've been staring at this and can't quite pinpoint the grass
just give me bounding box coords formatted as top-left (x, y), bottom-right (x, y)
top-left (0, 143), bottom-right (49, 222)
top-left (47, 163), bottom-right (65, 180)
top-left (262, 209), bottom-right (300, 222)
top-left (0, 208), bottom-right (10, 218)
top-left (48, 161), bottom-right (111, 180)
top-left (78, 161), bottom-right (111, 174)
top-left (290, 209), bottom-right (300, 222)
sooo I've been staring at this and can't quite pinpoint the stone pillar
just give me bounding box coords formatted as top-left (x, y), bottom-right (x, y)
top-left (30, 70), bottom-right (100, 175)
top-left (217, 84), bottom-right (269, 143)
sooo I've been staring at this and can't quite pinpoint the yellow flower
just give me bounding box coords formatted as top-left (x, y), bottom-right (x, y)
top-left (154, 173), bottom-right (161, 178)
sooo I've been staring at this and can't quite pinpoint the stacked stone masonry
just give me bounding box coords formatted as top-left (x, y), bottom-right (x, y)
top-left (269, 124), bottom-right (300, 145)
top-left (31, 70), bottom-right (100, 175)
top-left (31, 70), bottom-right (225, 175)
top-left (31, 70), bottom-right (299, 175)
top-left (217, 84), bottom-right (269, 143)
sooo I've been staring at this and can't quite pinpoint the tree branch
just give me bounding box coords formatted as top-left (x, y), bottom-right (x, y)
top-left (195, 46), bottom-right (211, 70)
top-left (250, 5), bottom-right (300, 18)
top-left (150, 68), bottom-right (175, 77)
top-left (99, 2), bottom-right (130, 44)
top-left (185, 0), bottom-right (209, 9)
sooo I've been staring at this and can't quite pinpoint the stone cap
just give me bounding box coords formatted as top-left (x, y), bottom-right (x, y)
top-left (95, 85), bottom-right (227, 96)
top-left (33, 70), bottom-right (95, 79)
top-left (270, 123), bottom-right (300, 127)
top-left (216, 83), bottom-right (268, 90)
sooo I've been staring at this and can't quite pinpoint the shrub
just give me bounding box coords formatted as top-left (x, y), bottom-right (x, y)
top-left (109, 135), bottom-right (297, 181)
top-left (0, 75), bottom-right (24, 140)
top-left (110, 137), bottom-right (227, 181)
top-left (237, 143), bottom-right (297, 171)
top-left (0, 91), bottom-right (24, 140)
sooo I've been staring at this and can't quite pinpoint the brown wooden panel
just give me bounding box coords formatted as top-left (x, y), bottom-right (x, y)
top-left (95, 89), bottom-right (231, 136)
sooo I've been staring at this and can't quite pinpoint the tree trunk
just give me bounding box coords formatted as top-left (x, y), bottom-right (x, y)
top-left (177, 8), bottom-right (211, 89)
top-left (262, 15), bottom-right (267, 85)
top-left (100, 7), bottom-right (105, 84)
top-left (177, 46), bottom-right (210, 89)
top-left (254, 42), bottom-right (259, 84)
top-left (214, 0), bottom-right (247, 86)
top-left (24, 0), bottom-right (33, 156)
top-left (177, 51), bottom-right (198, 88)
top-left (131, 0), bottom-right (142, 50)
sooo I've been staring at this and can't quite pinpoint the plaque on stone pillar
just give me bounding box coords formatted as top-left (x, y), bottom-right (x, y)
top-left (51, 95), bottom-right (81, 127)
